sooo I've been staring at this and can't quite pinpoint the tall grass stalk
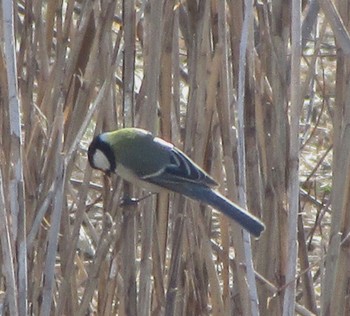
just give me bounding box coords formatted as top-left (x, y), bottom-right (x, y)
top-left (0, 1), bottom-right (348, 315)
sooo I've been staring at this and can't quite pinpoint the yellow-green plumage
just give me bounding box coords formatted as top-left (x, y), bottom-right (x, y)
top-left (103, 128), bottom-right (173, 178)
top-left (101, 128), bottom-right (217, 186)
top-left (88, 127), bottom-right (265, 237)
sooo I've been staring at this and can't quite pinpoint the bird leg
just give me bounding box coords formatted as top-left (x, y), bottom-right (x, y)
top-left (119, 192), bottom-right (156, 206)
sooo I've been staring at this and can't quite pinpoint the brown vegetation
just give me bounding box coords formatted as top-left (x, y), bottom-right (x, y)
top-left (0, 0), bottom-right (349, 315)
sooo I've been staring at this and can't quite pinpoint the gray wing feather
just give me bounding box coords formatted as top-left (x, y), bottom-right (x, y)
top-left (141, 146), bottom-right (217, 187)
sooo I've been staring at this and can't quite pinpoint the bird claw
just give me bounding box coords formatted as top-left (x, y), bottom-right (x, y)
top-left (119, 197), bottom-right (140, 207)
top-left (119, 193), bottom-right (155, 207)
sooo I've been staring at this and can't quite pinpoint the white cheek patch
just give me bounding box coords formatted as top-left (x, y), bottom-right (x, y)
top-left (93, 149), bottom-right (111, 171)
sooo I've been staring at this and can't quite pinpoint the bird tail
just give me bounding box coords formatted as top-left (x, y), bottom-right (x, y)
top-left (178, 185), bottom-right (265, 237)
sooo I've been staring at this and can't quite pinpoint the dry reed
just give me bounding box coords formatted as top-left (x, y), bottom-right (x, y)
top-left (0, 0), bottom-right (349, 315)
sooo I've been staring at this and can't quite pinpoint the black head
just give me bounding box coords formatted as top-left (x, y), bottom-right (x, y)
top-left (88, 134), bottom-right (116, 174)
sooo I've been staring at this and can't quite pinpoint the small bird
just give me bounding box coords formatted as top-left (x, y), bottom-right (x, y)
top-left (88, 128), bottom-right (265, 237)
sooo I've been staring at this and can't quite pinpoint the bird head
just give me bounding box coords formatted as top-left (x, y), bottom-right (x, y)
top-left (88, 133), bottom-right (116, 175)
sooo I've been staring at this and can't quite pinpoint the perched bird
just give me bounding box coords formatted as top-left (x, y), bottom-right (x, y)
top-left (88, 128), bottom-right (265, 237)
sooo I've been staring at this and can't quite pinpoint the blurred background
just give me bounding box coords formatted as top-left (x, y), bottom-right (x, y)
top-left (0, 0), bottom-right (348, 315)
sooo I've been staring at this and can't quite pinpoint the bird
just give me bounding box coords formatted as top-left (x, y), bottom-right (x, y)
top-left (88, 127), bottom-right (265, 237)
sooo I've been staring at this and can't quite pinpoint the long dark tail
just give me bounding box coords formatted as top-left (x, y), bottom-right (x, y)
top-left (148, 177), bottom-right (265, 237)
top-left (172, 184), bottom-right (265, 237)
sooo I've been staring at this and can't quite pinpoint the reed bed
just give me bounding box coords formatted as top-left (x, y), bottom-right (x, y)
top-left (0, 0), bottom-right (349, 315)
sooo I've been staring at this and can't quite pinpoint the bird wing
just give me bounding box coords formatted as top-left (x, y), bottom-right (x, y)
top-left (141, 144), bottom-right (218, 188)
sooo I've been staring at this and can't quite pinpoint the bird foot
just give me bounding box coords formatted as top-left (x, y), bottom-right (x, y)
top-left (119, 193), bottom-right (155, 207)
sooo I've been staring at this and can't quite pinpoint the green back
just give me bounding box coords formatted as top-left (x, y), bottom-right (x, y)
top-left (106, 128), bottom-right (171, 177)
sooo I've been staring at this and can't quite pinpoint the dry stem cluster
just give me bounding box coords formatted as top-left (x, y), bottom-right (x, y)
top-left (0, 1), bottom-right (348, 315)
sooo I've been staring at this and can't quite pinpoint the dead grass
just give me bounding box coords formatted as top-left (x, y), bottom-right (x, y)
top-left (0, 1), bottom-right (349, 315)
